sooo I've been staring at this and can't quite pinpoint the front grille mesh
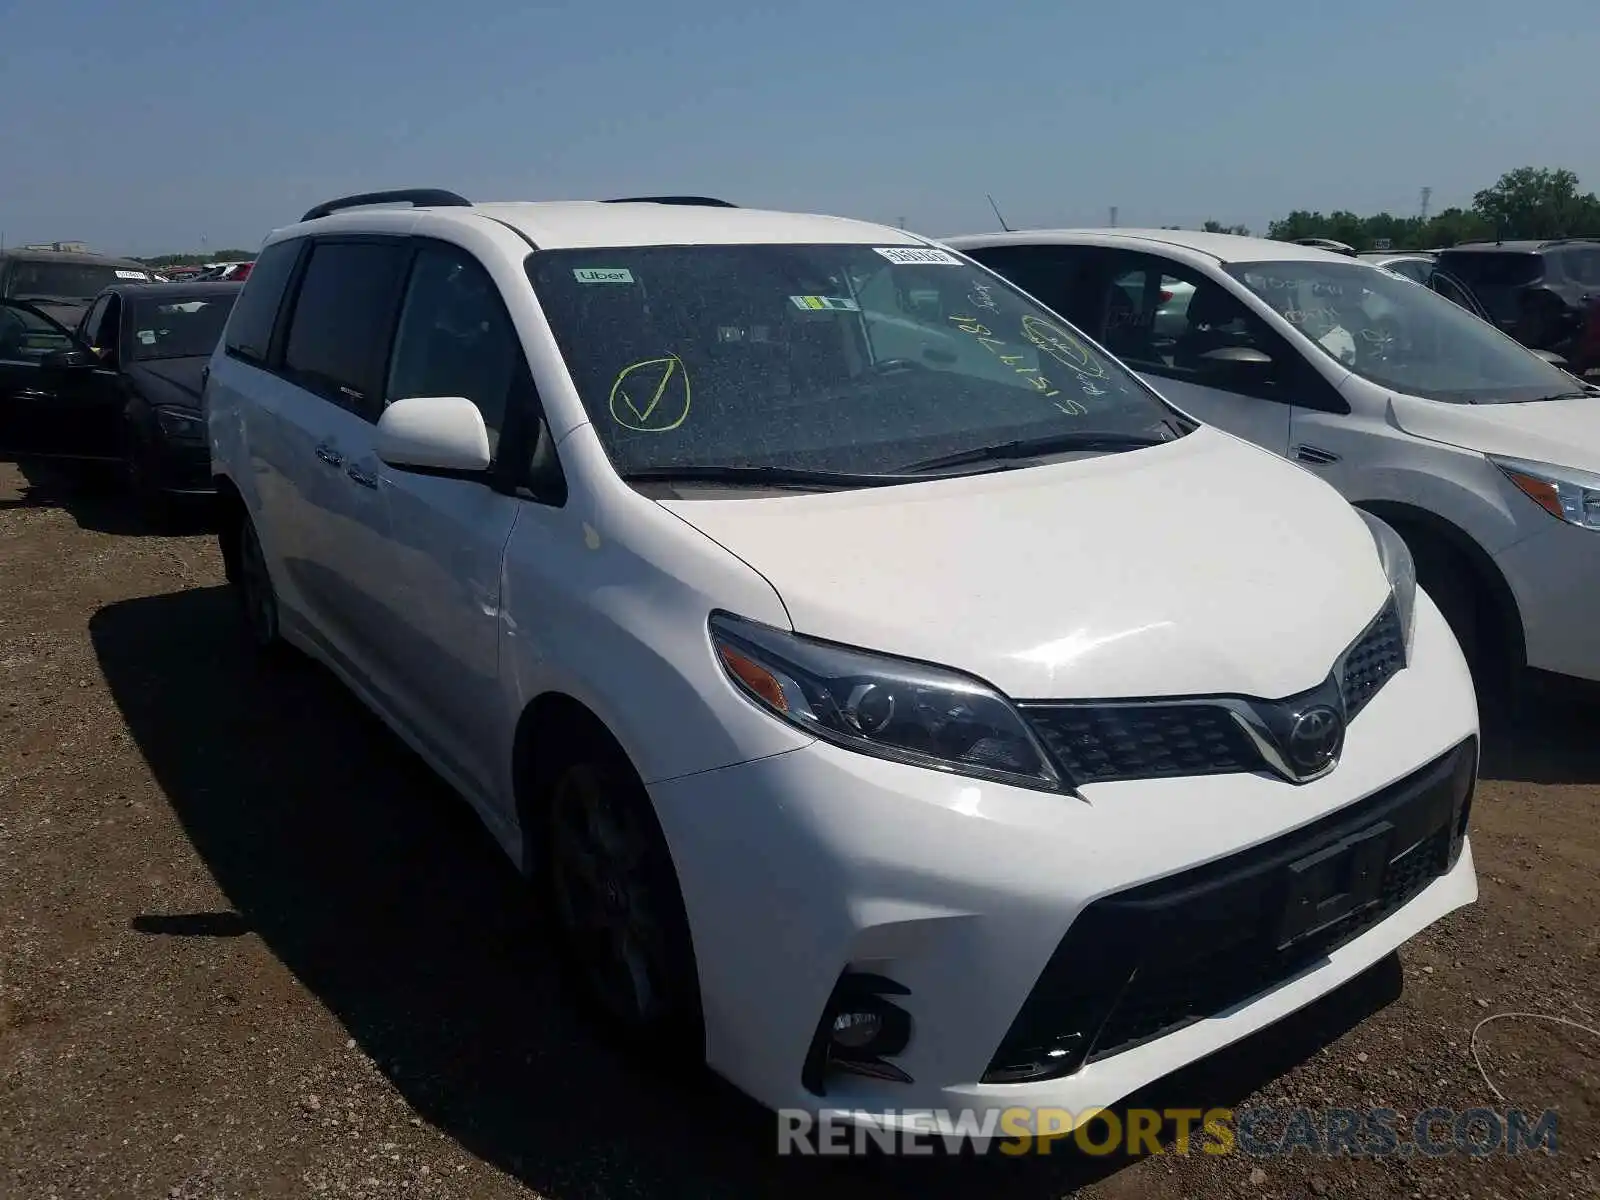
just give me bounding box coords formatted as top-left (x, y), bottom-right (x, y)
top-left (1341, 600), bottom-right (1406, 718)
top-left (1024, 703), bottom-right (1257, 785)
top-left (1019, 599), bottom-right (1406, 786)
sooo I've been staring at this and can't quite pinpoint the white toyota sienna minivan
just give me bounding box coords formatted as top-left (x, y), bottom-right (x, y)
top-left (205, 191), bottom-right (1479, 1133)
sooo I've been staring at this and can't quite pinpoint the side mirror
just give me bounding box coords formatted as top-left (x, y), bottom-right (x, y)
top-left (40, 347), bottom-right (96, 370)
top-left (375, 396), bottom-right (491, 474)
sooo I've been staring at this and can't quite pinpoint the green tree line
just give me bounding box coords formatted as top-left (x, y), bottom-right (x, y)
top-left (135, 249), bottom-right (256, 267)
top-left (1187, 167), bottom-right (1600, 250)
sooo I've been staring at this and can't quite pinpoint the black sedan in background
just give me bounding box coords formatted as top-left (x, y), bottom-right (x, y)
top-left (0, 281), bottom-right (240, 510)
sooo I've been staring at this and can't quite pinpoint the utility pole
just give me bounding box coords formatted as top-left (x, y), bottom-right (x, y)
top-left (1109, 206), bottom-right (1118, 228)
top-left (1419, 187), bottom-right (1432, 222)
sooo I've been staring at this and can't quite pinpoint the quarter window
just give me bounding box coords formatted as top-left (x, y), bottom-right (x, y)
top-left (282, 240), bottom-right (409, 417)
top-left (223, 239), bottom-right (302, 366)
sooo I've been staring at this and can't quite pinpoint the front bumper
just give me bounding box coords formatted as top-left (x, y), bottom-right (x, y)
top-left (647, 592), bottom-right (1478, 1127)
top-left (142, 438), bottom-right (214, 494)
top-left (1493, 517), bottom-right (1600, 683)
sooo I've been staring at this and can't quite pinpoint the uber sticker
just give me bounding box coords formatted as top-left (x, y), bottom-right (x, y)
top-left (137, 330), bottom-right (157, 345)
top-left (872, 246), bottom-right (960, 266)
top-left (573, 267), bottom-right (634, 284)
top-left (115, 270), bottom-right (148, 280)
top-left (789, 295), bottom-right (860, 312)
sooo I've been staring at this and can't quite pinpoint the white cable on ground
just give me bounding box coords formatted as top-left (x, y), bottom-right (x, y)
top-left (1469, 1011), bottom-right (1600, 1105)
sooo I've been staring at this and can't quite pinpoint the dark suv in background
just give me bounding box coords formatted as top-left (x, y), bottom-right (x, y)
top-left (1435, 238), bottom-right (1600, 375)
top-left (0, 248), bottom-right (155, 328)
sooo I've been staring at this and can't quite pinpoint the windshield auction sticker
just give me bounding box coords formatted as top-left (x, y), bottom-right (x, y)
top-left (789, 295), bottom-right (860, 312)
top-left (873, 246), bottom-right (961, 265)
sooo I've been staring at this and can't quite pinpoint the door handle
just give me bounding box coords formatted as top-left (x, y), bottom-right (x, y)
top-left (314, 443), bottom-right (343, 468)
top-left (346, 463), bottom-right (379, 489)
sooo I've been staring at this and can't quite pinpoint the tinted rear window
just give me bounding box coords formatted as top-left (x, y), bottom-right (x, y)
top-left (223, 240), bottom-right (301, 365)
top-left (281, 240), bottom-right (409, 415)
top-left (1435, 251), bottom-right (1542, 287)
top-left (1560, 247), bottom-right (1600, 285)
top-left (4, 260), bottom-right (150, 300)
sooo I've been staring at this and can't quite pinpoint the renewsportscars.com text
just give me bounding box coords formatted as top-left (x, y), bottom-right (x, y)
top-left (777, 1105), bottom-right (1560, 1157)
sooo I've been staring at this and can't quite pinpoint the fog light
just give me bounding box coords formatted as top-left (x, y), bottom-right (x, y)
top-left (831, 1010), bottom-right (883, 1050)
top-left (801, 971), bottom-right (914, 1095)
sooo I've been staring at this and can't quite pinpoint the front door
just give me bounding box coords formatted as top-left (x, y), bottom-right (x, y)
top-left (0, 300), bottom-right (121, 459)
top-left (1092, 253), bottom-right (1296, 456)
top-left (367, 239), bottom-right (527, 801)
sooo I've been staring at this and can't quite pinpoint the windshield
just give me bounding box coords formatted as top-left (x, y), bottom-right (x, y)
top-left (1434, 251), bottom-right (1542, 288)
top-left (128, 294), bottom-right (237, 360)
top-left (1224, 260), bottom-right (1579, 404)
top-left (6, 261), bottom-right (150, 301)
top-left (525, 243), bottom-right (1181, 477)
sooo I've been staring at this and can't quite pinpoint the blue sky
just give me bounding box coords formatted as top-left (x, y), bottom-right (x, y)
top-left (2, 0), bottom-right (1597, 256)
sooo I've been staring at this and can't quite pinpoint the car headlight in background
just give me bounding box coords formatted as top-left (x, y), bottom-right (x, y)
top-left (1489, 455), bottom-right (1600, 532)
top-left (153, 406), bottom-right (206, 443)
top-left (1356, 510), bottom-right (1418, 657)
top-left (709, 613), bottom-right (1068, 793)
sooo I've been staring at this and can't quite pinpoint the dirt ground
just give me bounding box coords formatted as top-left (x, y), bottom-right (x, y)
top-left (1, 457), bottom-right (1595, 1200)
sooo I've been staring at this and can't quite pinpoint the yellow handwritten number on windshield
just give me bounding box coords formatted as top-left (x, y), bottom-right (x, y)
top-left (609, 355), bottom-right (691, 432)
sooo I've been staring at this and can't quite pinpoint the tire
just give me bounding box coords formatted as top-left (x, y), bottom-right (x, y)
top-left (1405, 532), bottom-right (1525, 717)
top-left (541, 733), bottom-right (702, 1060)
top-left (124, 433), bottom-right (172, 527)
top-left (235, 510), bottom-right (283, 652)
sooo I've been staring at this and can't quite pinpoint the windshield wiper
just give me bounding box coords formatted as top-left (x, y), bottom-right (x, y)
top-left (897, 430), bottom-right (1175, 473)
top-left (619, 465), bottom-right (916, 490)
top-left (1524, 389), bottom-right (1598, 402)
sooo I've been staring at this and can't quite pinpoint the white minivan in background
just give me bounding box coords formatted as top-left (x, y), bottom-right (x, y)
top-left (950, 230), bottom-right (1600, 690)
top-left (204, 192), bottom-right (1478, 1132)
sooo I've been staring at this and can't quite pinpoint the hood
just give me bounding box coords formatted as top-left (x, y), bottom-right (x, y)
top-left (125, 357), bottom-right (207, 409)
top-left (1387, 392), bottom-right (1600, 469)
top-left (660, 427), bottom-right (1392, 701)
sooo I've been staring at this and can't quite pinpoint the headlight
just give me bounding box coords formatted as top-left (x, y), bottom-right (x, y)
top-left (708, 613), bottom-right (1068, 793)
top-left (154, 406), bottom-right (205, 442)
top-left (1489, 455), bottom-right (1600, 532)
top-left (1356, 510), bottom-right (1417, 657)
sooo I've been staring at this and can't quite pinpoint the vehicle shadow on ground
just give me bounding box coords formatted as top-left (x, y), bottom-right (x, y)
top-left (90, 585), bottom-right (1428, 1197)
top-left (1477, 677), bottom-right (1600, 785)
top-left (0, 456), bottom-right (213, 536)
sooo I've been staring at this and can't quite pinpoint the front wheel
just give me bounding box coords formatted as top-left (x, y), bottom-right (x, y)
top-left (124, 428), bottom-right (172, 526)
top-left (544, 742), bottom-right (701, 1058)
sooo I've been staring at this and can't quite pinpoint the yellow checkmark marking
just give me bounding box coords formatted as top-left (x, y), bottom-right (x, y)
top-left (609, 355), bottom-right (690, 432)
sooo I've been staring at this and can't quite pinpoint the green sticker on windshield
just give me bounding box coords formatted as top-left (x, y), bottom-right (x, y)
top-left (574, 268), bottom-right (634, 284)
top-left (789, 295), bottom-right (859, 312)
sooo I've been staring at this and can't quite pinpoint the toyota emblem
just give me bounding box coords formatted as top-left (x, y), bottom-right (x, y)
top-left (1287, 705), bottom-right (1344, 773)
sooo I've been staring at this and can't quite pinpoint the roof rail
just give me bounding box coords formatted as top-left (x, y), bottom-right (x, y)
top-left (603, 195), bottom-right (737, 208)
top-left (1540, 236), bottom-right (1600, 247)
top-left (300, 188), bottom-right (472, 223)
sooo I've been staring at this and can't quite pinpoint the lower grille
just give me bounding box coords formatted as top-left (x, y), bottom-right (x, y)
top-left (981, 737), bottom-right (1476, 1084)
top-left (1088, 830), bottom-right (1448, 1062)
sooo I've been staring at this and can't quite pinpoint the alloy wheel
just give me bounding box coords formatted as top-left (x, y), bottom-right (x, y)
top-left (548, 763), bottom-right (673, 1028)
